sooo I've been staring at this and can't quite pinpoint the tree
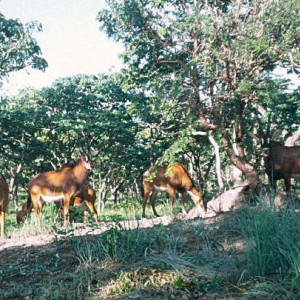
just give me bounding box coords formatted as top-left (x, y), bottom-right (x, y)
top-left (0, 89), bottom-right (49, 208)
top-left (0, 73), bottom-right (150, 207)
top-left (0, 12), bottom-right (47, 86)
top-left (98, 0), bottom-right (300, 191)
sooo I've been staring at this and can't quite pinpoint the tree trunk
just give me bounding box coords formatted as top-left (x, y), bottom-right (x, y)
top-left (232, 128), bottom-right (243, 188)
top-left (208, 131), bottom-right (224, 192)
top-left (97, 173), bottom-right (107, 215)
top-left (8, 163), bottom-right (22, 210)
top-left (134, 178), bottom-right (142, 200)
top-left (221, 128), bottom-right (259, 191)
top-left (111, 180), bottom-right (124, 204)
top-left (192, 131), bottom-right (222, 192)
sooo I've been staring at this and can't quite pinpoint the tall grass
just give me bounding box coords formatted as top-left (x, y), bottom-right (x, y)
top-left (7, 192), bottom-right (300, 298)
top-left (237, 194), bottom-right (300, 280)
top-left (8, 204), bottom-right (61, 237)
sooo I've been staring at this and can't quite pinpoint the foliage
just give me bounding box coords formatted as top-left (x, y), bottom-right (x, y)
top-left (0, 13), bottom-right (47, 85)
top-left (98, 0), bottom-right (300, 186)
top-left (1, 3), bottom-right (300, 299)
top-left (0, 74), bottom-right (147, 201)
top-left (0, 0), bottom-right (299, 200)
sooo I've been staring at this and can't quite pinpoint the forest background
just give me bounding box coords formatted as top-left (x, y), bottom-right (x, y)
top-left (0, 0), bottom-right (299, 213)
top-left (1, 0), bottom-right (300, 299)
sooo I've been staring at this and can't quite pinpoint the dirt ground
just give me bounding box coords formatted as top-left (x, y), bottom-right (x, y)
top-left (0, 210), bottom-right (296, 299)
top-left (0, 216), bottom-right (182, 299)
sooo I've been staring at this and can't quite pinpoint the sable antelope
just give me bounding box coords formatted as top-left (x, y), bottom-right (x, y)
top-left (69, 184), bottom-right (98, 222)
top-left (263, 141), bottom-right (300, 191)
top-left (27, 154), bottom-right (92, 225)
top-left (0, 174), bottom-right (9, 237)
top-left (251, 122), bottom-right (300, 191)
top-left (17, 184), bottom-right (98, 224)
top-left (142, 162), bottom-right (206, 218)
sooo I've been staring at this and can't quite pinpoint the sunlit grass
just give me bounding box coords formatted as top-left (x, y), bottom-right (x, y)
top-left (4, 192), bottom-right (196, 238)
top-left (69, 216), bottom-right (222, 298)
top-left (101, 193), bottom-right (196, 222)
top-left (237, 195), bottom-right (300, 282)
top-left (6, 204), bottom-right (60, 237)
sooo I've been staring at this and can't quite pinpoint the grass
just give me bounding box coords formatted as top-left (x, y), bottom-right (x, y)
top-left (237, 195), bottom-right (300, 279)
top-left (67, 219), bottom-right (224, 299)
top-left (2, 192), bottom-right (300, 299)
top-left (5, 192), bottom-right (194, 237)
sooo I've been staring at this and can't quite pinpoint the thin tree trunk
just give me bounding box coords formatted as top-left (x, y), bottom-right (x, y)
top-left (97, 173), bottom-right (106, 215)
top-left (192, 130), bottom-right (224, 192)
top-left (221, 128), bottom-right (259, 190)
top-left (232, 128), bottom-right (243, 188)
top-left (134, 178), bottom-right (142, 200)
top-left (111, 180), bottom-right (124, 204)
top-left (9, 163), bottom-right (22, 210)
top-left (208, 130), bottom-right (224, 192)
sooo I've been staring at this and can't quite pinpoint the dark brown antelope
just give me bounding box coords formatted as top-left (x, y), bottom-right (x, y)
top-left (142, 162), bottom-right (206, 218)
top-left (27, 154), bottom-right (92, 225)
top-left (0, 174), bottom-right (9, 237)
top-left (251, 120), bottom-right (300, 191)
top-left (263, 141), bottom-right (300, 191)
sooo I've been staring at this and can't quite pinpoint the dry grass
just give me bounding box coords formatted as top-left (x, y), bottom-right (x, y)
top-left (1, 195), bottom-right (300, 299)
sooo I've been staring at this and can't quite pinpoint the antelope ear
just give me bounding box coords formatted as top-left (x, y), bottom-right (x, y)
top-left (272, 129), bottom-right (284, 140)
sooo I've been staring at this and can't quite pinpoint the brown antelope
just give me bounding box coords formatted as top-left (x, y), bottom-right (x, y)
top-left (251, 121), bottom-right (300, 191)
top-left (27, 154), bottom-right (92, 225)
top-left (0, 174), bottom-right (9, 237)
top-left (263, 141), bottom-right (300, 191)
top-left (142, 162), bottom-right (206, 218)
top-left (17, 184), bottom-right (98, 224)
top-left (70, 184), bottom-right (98, 222)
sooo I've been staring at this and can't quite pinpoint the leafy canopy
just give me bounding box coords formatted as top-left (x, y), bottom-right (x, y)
top-left (0, 12), bottom-right (48, 86)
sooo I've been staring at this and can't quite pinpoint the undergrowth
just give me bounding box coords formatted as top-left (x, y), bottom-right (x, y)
top-left (238, 195), bottom-right (300, 279)
top-left (2, 193), bottom-right (300, 299)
